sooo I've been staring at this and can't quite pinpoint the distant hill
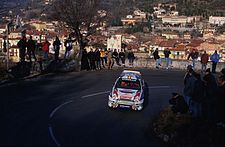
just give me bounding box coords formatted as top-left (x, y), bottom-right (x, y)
top-left (1, 0), bottom-right (224, 22)
top-left (101, 0), bottom-right (225, 19)
top-left (0, 0), bottom-right (28, 17)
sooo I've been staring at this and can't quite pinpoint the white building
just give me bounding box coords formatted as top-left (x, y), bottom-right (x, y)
top-left (162, 16), bottom-right (188, 26)
top-left (162, 32), bottom-right (179, 39)
top-left (0, 25), bottom-right (6, 34)
top-left (209, 16), bottom-right (225, 26)
top-left (107, 35), bottom-right (122, 51)
top-left (133, 10), bottom-right (146, 19)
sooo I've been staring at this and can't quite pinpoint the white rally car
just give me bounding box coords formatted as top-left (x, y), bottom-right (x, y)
top-left (108, 70), bottom-right (145, 111)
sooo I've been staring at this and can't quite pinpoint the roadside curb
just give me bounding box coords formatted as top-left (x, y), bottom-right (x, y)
top-left (0, 73), bottom-right (42, 86)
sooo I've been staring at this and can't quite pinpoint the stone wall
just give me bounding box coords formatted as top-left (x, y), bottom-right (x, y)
top-left (125, 57), bottom-right (225, 72)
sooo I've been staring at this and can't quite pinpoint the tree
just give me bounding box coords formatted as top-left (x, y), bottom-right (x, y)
top-left (26, 11), bottom-right (38, 20)
top-left (52, 0), bottom-right (105, 61)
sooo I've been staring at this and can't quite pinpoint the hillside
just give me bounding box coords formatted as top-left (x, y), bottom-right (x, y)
top-left (1, 0), bottom-right (225, 22)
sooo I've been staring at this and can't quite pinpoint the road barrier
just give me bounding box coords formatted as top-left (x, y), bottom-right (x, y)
top-left (123, 57), bottom-right (225, 72)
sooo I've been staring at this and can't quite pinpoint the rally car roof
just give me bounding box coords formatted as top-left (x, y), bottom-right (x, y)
top-left (120, 70), bottom-right (142, 80)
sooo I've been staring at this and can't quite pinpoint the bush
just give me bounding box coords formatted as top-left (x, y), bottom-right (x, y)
top-left (153, 106), bottom-right (192, 143)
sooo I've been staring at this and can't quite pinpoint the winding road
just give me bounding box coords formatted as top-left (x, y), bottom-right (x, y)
top-left (0, 68), bottom-right (185, 146)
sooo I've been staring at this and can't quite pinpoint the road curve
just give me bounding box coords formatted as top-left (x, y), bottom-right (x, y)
top-left (0, 68), bottom-right (185, 146)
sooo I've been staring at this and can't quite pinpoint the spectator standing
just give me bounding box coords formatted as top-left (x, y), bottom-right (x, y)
top-left (3, 39), bottom-right (7, 52)
top-left (127, 50), bottom-right (135, 67)
top-left (53, 36), bottom-right (61, 61)
top-left (112, 49), bottom-right (120, 66)
top-left (27, 35), bottom-right (37, 62)
top-left (88, 49), bottom-right (96, 70)
top-left (210, 50), bottom-right (220, 73)
top-left (164, 48), bottom-right (171, 69)
top-left (81, 49), bottom-right (90, 71)
top-left (200, 50), bottom-right (209, 73)
top-left (183, 66), bottom-right (197, 114)
top-left (203, 68), bottom-right (218, 123)
top-left (42, 38), bottom-right (51, 60)
top-left (188, 49), bottom-right (199, 70)
top-left (64, 36), bottom-right (74, 60)
top-left (100, 48), bottom-right (106, 68)
top-left (17, 36), bottom-right (27, 62)
top-left (107, 49), bottom-right (113, 69)
top-left (216, 69), bottom-right (225, 127)
top-left (191, 73), bottom-right (205, 118)
top-left (153, 48), bottom-right (161, 69)
top-left (95, 48), bottom-right (101, 70)
top-left (119, 49), bottom-right (126, 67)
top-left (104, 48), bottom-right (108, 65)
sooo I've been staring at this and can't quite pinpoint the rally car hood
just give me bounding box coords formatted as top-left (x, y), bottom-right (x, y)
top-left (116, 88), bottom-right (139, 100)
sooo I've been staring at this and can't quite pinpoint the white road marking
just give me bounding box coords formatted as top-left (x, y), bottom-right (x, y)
top-left (81, 91), bottom-right (110, 98)
top-left (81, 86), bottom-right (174, 99)
top-left (49, 100), bottom-right (73, 119)
top-left (49, 100), bottom-right (73, 147)
top-left (48, 85), bottom-right (175, 146)
top-left (49, 124), bottom-right (61, 147)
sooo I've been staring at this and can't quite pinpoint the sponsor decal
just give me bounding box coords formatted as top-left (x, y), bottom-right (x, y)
top-left (120, 105), bottom-right (130, 108)
top-left (120, 95), bottom-right (132, 99)
top-left (120, 90), bottom-right (134, 94)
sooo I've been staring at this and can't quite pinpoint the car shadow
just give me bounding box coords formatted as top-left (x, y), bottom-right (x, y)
top-left (143, 81), bottom-right (149, 110)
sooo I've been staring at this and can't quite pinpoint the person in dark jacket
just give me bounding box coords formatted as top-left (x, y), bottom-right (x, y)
top-left (53, 36), bottom-right (61, 61)
top-left (112, 49), bottom-right (120, 66)
top-left (88, 49), bottom-right (96, 70)
top-left (183, 66), bottom-right (197, 114)
top-left (27, 35), bottom-right (37, 62)
top-left (95, 48), bottom-right (101, 70)
top-left (17, 36), bottom-right (27, 62)
top-left (81, 49), bottom-right (90, 71)
top-left (119, 50), bottom-right (126, 67)
top-left (127, 50), bottom-right (135, 67)
top-left (203, 68), bottom-right (218, 123)
top-left (164, 48), bottom-right (171, 69)
top-left (153, 48), bottom-right (161, 69)
top-left (64, 36), bottom-right (74, 60)
top-left (216, 69), bottom-right (225, 127)
top-left (191, 72), bottom-right (205, 118)
top-left (188, 49), bottom-right (199, 70)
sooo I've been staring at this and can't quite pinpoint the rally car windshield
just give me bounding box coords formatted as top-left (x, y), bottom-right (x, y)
top-left (115, 78), bottom-right (141, 90)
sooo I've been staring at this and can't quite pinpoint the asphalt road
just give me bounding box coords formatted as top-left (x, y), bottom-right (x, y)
top-left (0, 68), bottom-right (185, 146)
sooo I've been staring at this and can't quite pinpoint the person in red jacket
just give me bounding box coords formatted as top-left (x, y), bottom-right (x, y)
top-left (42, 38), bottom-right (51, 60)
top-left (200, 50), bottom-right (209, 73)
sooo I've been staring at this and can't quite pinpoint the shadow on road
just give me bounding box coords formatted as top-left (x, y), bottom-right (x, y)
top-left (143, 81), bottom-right (149, 111)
